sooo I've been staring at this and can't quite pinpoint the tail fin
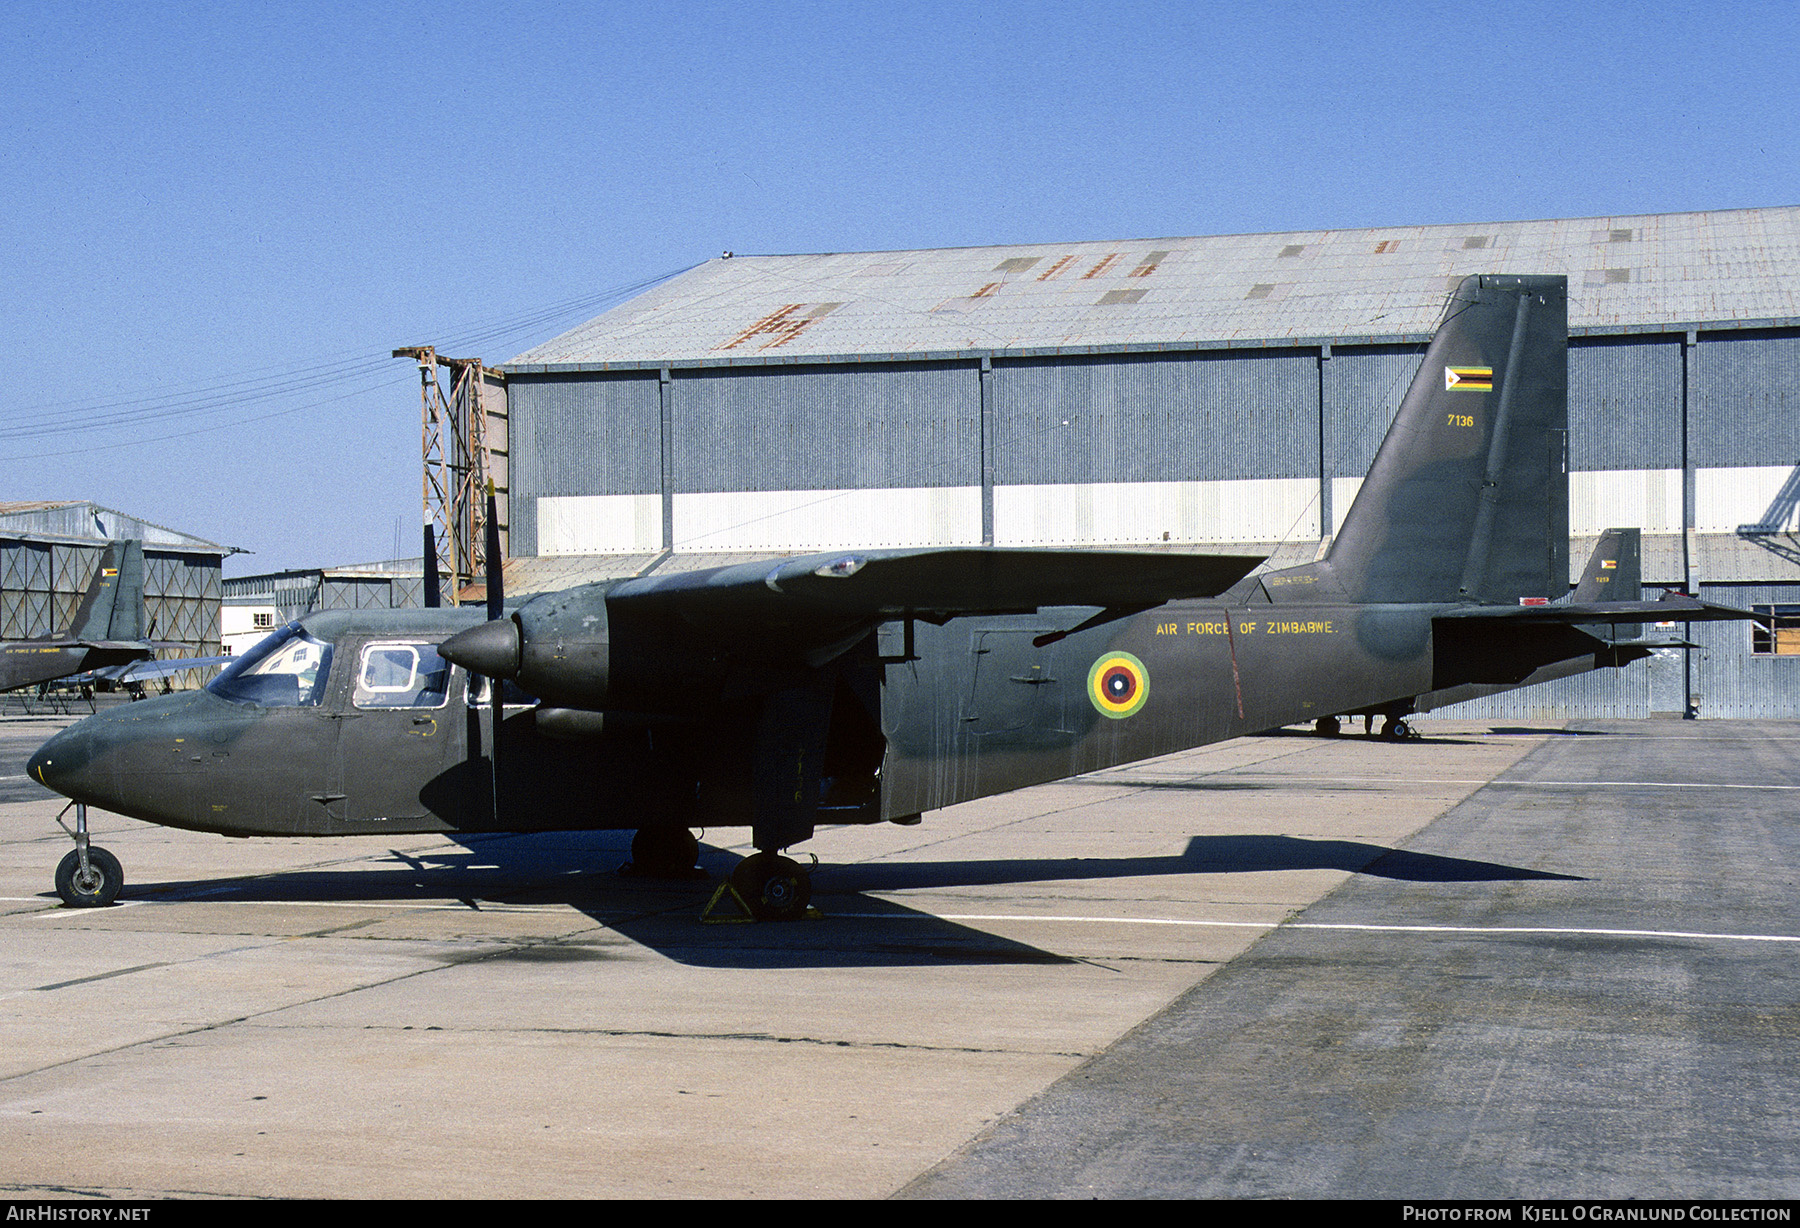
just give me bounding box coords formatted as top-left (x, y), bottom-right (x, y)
top-left (1572, 526), bottom-right (1641, 640)
top-left (1273, 275), bottom-right (1568, 605)
top-left (65, 540), bottom-right (148, 642)
top-left (1572, 527), bottom-right (1640, 603)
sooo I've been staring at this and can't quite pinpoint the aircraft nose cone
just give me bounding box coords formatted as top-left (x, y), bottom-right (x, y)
top-left (440, 618), bottom-right (521, 678)
top-left (28, 725), bottom-right (94, 798)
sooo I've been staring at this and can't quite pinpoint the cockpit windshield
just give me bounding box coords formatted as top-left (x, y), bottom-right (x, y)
top-left (207, 623), bottom-right (334, 707)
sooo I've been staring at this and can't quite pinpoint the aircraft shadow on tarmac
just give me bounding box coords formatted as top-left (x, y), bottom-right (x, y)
top-left (1258, 728), bottom-right (1480, 745)
top-left (93, 829), bottom-right (1577, 970)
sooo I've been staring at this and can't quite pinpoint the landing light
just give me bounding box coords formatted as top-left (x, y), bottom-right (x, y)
top-left (813, 555), bottom-right (867, 579)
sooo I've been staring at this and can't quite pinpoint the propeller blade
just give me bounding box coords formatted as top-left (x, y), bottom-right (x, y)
top-left (422, 524), bottom-right (440, 609)
top-left (483, 480), bottom-right (504, 823)
top-left (485, 483), bottom-right (503, 623)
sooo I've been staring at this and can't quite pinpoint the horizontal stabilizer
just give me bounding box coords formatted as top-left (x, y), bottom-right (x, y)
top-left (102, 655), bottom-right (234, 683)
top-left (1437, 592), bottom-right (1755, 627)
top-left (610, 547), bottom-right (1265, 620)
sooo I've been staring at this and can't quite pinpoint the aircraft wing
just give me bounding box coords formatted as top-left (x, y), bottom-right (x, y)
top-left (1436, 592), bottom-right (1758, 626)
top-left (442, 547), bottom-right (1265, 705)
top-left (607, 547), bottom-right (1266, 621)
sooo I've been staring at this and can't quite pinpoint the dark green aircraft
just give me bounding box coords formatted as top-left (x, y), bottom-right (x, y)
top-left (0, 539), bottom-right (160, 694)
top-left (28, 275), bottom-right (1749, 914)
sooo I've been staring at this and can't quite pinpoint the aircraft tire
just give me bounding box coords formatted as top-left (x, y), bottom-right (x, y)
top-left (1315, 716), bottom-right (1341, 737)
top-left (731, 852), bottom-right (811, 921)
top-left (628, 826), bottom-right (700, 877)
top-left (1380, 718), bottom-right (1414, 742)
top-left (55, 847), bottom-right (123, 908)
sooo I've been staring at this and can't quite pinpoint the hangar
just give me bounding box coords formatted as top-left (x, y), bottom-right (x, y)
top-left (487, 206), bottom-right (1800, 719)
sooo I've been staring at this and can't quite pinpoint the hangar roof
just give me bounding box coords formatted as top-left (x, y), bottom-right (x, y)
top-left (506, 206), bottom-right (1800, 371)
top-left (0, 501), bottom-right (229, 554)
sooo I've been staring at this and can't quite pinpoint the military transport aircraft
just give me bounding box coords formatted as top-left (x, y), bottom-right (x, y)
top-left (27, 275), bottom-right (1751, 916)
top-left (0, 540), bottom-right (163, 694)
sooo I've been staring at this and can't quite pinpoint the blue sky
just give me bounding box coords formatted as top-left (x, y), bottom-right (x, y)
top-left (4, 0), bottom-right (1794, 574)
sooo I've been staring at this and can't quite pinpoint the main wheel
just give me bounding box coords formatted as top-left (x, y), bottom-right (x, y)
top-left (730, 852), bottom-right (811, 921)
top-left (1380, 717), bottom-right (1414, 741)
top-left (628, 826), bottom-right (700, 877)
top-left (1315, 716), bottom-right (1341, 737)
top-left (55, 847), bottom-right (123, 908)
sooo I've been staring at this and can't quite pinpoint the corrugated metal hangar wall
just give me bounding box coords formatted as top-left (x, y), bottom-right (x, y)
top-left (497, 208), bottom-right (1800, 720)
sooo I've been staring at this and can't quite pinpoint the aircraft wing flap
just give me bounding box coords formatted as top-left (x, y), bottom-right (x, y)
top-left (607, 547), bottom-right (1265, 621)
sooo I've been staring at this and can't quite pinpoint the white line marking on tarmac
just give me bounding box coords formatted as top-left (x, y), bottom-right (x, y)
top-left (843, 912), bottom-right (1800, 944)
top-left (1118, 776), bottom-right (1800, 790)
top-left (20, 897), bottom-right (567, 914)
top-left (15, 895), bottom-right (1794, 946)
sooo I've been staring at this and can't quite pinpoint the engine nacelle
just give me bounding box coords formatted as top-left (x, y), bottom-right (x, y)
top-left (514, 586), bottom-right (610, 708)
top-left (439, 583), bottom-right (611, 710)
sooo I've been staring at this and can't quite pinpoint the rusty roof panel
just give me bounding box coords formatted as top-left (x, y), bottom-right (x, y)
top-left (506, 207), bottom-right (1800, 369)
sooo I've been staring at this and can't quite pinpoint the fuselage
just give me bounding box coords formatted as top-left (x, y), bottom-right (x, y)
top-left (26, 596), bottom-right (1608, 842)
top-left (0, 641), bottom-right (150, 693)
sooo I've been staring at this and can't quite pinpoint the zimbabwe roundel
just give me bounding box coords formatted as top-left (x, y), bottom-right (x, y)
top-left (1088, 651), bottom-right (1149, 719)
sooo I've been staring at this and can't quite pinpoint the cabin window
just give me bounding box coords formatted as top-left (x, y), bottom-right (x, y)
top-left (207, 624), bottom-right (334, 707)
top-left (354, 642), bottom-right (452, 709)
top-left (1751, 606), bottom-right (1800, 656)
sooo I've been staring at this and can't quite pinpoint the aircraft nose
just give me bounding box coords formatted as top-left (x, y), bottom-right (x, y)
top-left (28, 724), bottom-right (96, 799)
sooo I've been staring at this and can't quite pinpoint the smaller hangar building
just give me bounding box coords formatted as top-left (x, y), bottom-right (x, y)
top-left (0, 501), bottom-right (227, 662)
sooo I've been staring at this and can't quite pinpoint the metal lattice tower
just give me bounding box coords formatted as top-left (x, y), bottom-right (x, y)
top-left (394, 347), bottom-right (507, 603)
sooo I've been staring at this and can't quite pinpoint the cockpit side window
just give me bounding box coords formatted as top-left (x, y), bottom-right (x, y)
top-left (207, 624), bottom-right (334, 707)
top-left (353, 641), bottom-right (451, 709)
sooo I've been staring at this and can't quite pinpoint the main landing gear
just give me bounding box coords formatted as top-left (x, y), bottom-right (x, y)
top-left (628, 826), bottom-right (814, 921)
top-left (728, 852), bottom-right (812, 921)
top-left (54, 803), bottom-right (122, 908)
top-left (1319, 714), bottom-right (1417, 741)
top-left (624, 826), bottom-right (702, 879)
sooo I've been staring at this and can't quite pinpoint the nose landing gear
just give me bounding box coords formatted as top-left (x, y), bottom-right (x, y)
top-left (53, 803), bottom-right (122, 908)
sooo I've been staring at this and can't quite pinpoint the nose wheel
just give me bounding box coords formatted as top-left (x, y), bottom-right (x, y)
top-left (53, 803), bottom-right (123, 907)
top-left (56, 846), bottom-right (122, 908)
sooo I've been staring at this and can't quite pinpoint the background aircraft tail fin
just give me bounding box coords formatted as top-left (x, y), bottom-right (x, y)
top-left (1286, 275), bottom-right (1569, 605)
top-left (65, 540), bottom-right (148, 642)
top-left (1572, 526), bottom-right (1642, 641)
top-left (1572, 527), bottom-right (1641, 603)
